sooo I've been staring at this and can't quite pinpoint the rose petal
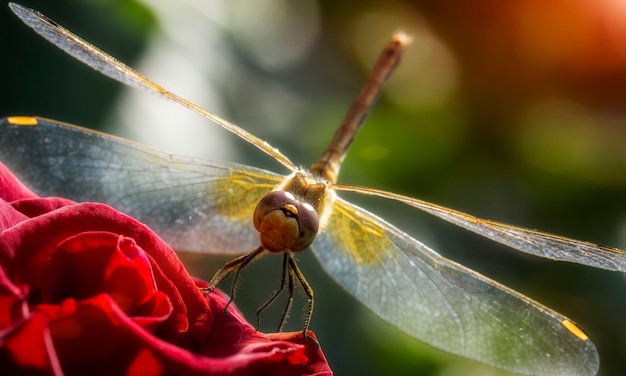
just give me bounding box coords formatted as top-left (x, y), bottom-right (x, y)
top-left (0, 288), bottom-right (28, 330)
top-left (0, 313), bottom-right (63, 375)
top-left (0, 203), bottom-right (208, 320)
top-left (0, 161), bottom-right (332, 375)
top-left (43, 233), bottom-right (156, 307)
top-left (192, 288), bottom-right (332, 376)
top-left (0, 162), bottom-right (39, 202)
top-left (0, 199), bottom-right (28, 233)
top-left (11, 197), bottom-right (76, 218)
top-left (265, 331), bottom-right (332, 376)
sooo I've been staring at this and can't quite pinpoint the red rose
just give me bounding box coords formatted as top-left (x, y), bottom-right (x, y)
top-left (0, 162), bottom-right (331, 375)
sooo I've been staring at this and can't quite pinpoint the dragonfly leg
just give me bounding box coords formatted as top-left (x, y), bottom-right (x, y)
top-left (277, 265), bottom-right (295, 332)
top-left (287, 254), bottom-right (318, 347)
top-left (255, 252), bottom-right (292, 331)
top-left (205, 246), bottom-right (265, 314)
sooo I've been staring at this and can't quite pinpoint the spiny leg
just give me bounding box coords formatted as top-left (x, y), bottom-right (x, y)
top-left (206, 246), bottom-right (265, 290)
top-left (205, 246), bottom-right (265, 313)
top-left (287, 254), bottom-right (317, 346)
top-left (255, 252), bottom-right (291, 331)
top-left (277, 265), bottom-right (294, 333)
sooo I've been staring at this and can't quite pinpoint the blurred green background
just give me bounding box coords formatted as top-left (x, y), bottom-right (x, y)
top-left (1, 0), bottom-right (625, 375)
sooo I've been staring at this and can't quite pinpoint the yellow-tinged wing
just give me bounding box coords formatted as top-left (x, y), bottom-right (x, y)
top-left (0, 116), bottom-right (283, 254)
top-left (311, 197), bottom-right (598, 376)
top-left (334, 184), bottom-right (626, 272)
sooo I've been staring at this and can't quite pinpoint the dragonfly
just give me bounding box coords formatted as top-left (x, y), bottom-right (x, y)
top-left (2, 3), bottom-right (625, 375)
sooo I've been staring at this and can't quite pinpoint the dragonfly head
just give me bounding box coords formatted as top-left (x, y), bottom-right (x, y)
top-left (253, 191), bottom-right (320, 253)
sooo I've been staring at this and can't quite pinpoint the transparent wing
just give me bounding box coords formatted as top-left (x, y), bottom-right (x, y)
top-left (311, 197), bottom-right (598, 376)
top-left (0, 116), bottom-right (284, 254)
top-left (8, 3), bottom-right (295, 170)
top-left (335, 184), bottom-right (626, 272)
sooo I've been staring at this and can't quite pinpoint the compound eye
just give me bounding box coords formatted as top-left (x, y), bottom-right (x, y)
top-left (253, 191), bottom-right (294, 231)
top-left (291, 202), bottom-right (319, 251)
top-left (253, 191), bottom-right (320, 252)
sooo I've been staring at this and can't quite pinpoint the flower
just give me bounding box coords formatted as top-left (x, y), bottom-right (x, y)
top-left (0, 162), bottom-right (331, 375)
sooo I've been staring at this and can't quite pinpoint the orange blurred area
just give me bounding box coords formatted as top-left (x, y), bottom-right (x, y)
top-left (413, 0), bottom-right (626, 105)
